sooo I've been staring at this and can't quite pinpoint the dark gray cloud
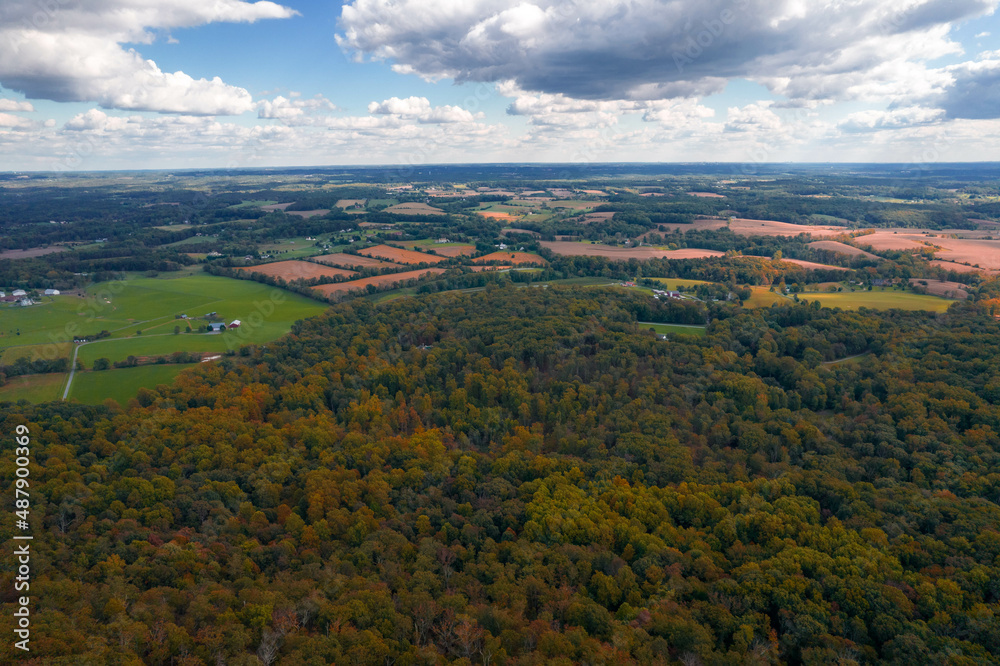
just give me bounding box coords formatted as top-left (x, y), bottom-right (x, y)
top-left (338, 0), bottom-right (997, 102)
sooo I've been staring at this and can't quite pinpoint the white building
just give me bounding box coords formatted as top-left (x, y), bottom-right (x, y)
top-left (44, 288), bottom-right (60, 295)
top-left (12, 289), bottom-right (26, 297)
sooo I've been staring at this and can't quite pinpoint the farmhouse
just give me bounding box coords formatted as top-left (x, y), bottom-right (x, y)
top-left (208, 323), bottom-right (226, 332)
top-left (229, 320), bottom-right (241, 329)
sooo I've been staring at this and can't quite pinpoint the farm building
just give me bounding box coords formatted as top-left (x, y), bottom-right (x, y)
top-left (208, 323), bottom-right (226, 332)
top-left (229, 320), bottom-right (241, 329)
top-left (44, 288), bottom-right (60, 295)
top-left (12, 289), bottom-right (27, 297)
top-left (19, 298), bottom-right (34, 306)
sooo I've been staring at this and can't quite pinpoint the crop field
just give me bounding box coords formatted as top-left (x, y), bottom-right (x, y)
top-left (646, 278), bottom-right (715, 290)
top-left (908, 279), bottom-right (968, 298)
top-left (654, 218), bottom-right (846, 237)
top-left (285, 209), bottom-right (330, 219)
top-left (540, 241), bottom-right (724, 260)
top-left (312, 268), bottom-right (447, 297)
top-left (547, 200), bottom-right (597, 210)
top-left (0, 246), bottom-right (68, 260)
top-left (164, 235), bottom-right (217, 247)
top-left (70, 363), bottom-right (198, 405)
top-left (335, 199), bottom-right (366, 208)
top-left (477, 211), bottom-right (521, 221)
top-left (808, 240), bottom-right (880, 258)
top-left (687, 192), bottom-right (726, 198)
top-left (259, 202), bottom-right (292, 211)
top-left (798, 290), bottom-right (955, 312)
top-left (313, 253), bottom-right (395, 269)
top-left (766, 257), bottom-right (849, 271)
top-left (641, 322), bottom-right (708, 337)
top-left (394, 240), bottom-right (477, 257)
top-left (856, 230), bottom-right (1000, 269)
top-left (744, 288), bottom-right (792, 308)
top-left (1, 342), bottom-right (71, 364)
top-left (359, 245), bottom-right (447, 264)
top-left (474, 251), bottom-right (548, 265)
top-left (929, 259), bottom-right (1000, 275)
top-left (0, 372), bottom-right (66, 404)
top-left (3, 274), bottom-right (326, 372)
top-left (384, 202), bottom-right (445, 215)
top-left (469, 265), bottom-right (513, 272)
top-left (236, 260), bottom-right (355, 281)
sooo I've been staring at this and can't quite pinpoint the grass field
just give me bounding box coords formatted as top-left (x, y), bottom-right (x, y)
top-left (3, 273), bottom-right (327, 375)
top-left (70, 364), bottom-right (198, 405)
top-left (0, 372), bottom-right (66, 404)
top-left (646, 278), bottom-right (715, 289)
top-left (745, 288), bottom-right (792, 308)
top-left (1, 342), bottom-right (71, 364)
top-left (798, 290), bottom-right (955, 312)
top-left (640, 322), bottom-right (708, 337)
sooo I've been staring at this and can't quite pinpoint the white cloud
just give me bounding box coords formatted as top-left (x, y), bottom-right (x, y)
top-left (365, 96), bottom-right (479, 123)
top-left (337, 0), bottom-right (997, 105)
top-left (0, 99), bottom-right (34, 112)
top-left (256, 95), bottom-right (336, 122)
top-left (0, 1), bottom-right (296, 114)
top-left (838, 106), bottom-right (946, 132)
top-left (725, 103), bottom-right (783, 132)
top-left (0, 112), bottom-right (34, 129)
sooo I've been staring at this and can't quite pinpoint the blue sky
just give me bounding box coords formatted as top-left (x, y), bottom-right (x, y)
top-left (1, 0), bottom-right (999, 170)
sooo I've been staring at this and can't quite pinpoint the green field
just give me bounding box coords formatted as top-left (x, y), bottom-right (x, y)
top-left (798, 290), bottom-right (955, 312)
top-left (2, 273), bottom-right (327, 402)
top-left (745, 288), bottom-right (792, 308)
top-left (647, 278), bottom-right (715, 290)
top-left (164, 235), bottom-right (218, 247)
top-left (0, 342), bottom-right (71, 364)
top-left (0, 372), bottom-right (66, 404)
top-left (640, 322), bottom-right (708, 337)
top-left (70, 364), bottom-right (198, 405)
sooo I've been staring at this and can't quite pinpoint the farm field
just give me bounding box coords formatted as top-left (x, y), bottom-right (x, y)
top-left (641, 322), bottom-right (708, 337)
top-left (646, 278), bottom-right (715, 290)
top-left (929, 259), bottom-right (1000, 275)
top-left (469, 265), bottom-right (513, 272)
top-left (0, 372), bottom-right (66, 404)
top-left (540, 242), bottom-right (724, 259)
top-left (856, 230), bottom-right (1000, 269)
top-left (765, 257), bottom-right (849, 271)
top-left (312, 268), bottom-right (447, 297)
top-left (336, 199), bottom-right (366, 208)
top-left (4, 274), bottom-right (326, 371)
top-left (393, 240), bottom-right (477, 257)
top-left (687, 192), bottom-right (726, 198)
top-left (259, 202), bottom-right (292, 211)
top-left (0, 342), bottom-right (71, 364)
top-left (359, 245), bottom-right (447, 264)
top-left (313, 253), bottom-right (396, 269)
top-left (744, 288), bottom-right (792, 308)
top-left (500, 228), bottom-right (542, 237)
top-left (808, 240), bottom-right (880, 258)
top-left (70, 363), bottom-right (198, 405)
top-left (477, 211), bottom-right (521, 221)
top-left (285, 209), bottom-right (329, 219)
top-left (547, 200), bottom-right (597, 210)
top-left (474, 251), bottom-right (548, 265)
top-left (798, 290), bottom-right (955, 312)
top-left (908, 279), bottom-right (968, 298)
top-left (384, 202), bottom-right (445, 215)
top-left (654, 218), bottom-right (846, 237)
top-left (236, 260), bottom-right (355, 281)
top-left (0, 246), bottom-right (68, 259)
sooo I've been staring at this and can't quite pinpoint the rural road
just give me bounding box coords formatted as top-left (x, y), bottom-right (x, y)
top-left (62, 342), bottom-right (86, 400)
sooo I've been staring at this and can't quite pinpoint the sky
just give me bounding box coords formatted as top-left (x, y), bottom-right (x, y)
top-left (1, 0), bottom-right (999, 171)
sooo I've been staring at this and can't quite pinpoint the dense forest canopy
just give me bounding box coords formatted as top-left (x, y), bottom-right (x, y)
top-left (2, 285), bottom-right (999, 664)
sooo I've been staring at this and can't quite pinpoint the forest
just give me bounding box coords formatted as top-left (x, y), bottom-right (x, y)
top-left (2, 284), bottom-right (999, 664)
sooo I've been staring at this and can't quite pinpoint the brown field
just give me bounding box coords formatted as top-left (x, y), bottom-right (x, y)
top-left (359, 245), bottom-right (447, 264)
top-left (384, 202), bottom-right (445, 216)
top-left (236, 260), bottom-right (355, 281)
top-left (857, 230), bottom-right (1000, 269)
top-left (687, 192), bottom-right (726, 198)
top-left (650, 218), bottom-right (845, 237)
top-left (475, 251), bottom-right (549, 265)
top-left (908, 279), bottom-right (968, 299)
top-left (568, 212), bottom-right (615, 225)
top-left (285, 209), bottom-right (330, 219)
top-left (313, 253), bottom-right (395, 269)
top-left (478, 211), bottom-right (520, 221)
top-left (929, 259), bottom-right (1000, 275)
top-left (808, 241), bottom-right (880, 259)
top-left (0, 246), bottom-right (67, 259)
top-left (260, 202), bottom-right (293, 212)
top-left (428, 245), bottom-right (476, 258)
top-left (312, 268), bottom-right (447, 296)
top-left (336, 199), bottom-right (366, 208)
top-left (540, 242), bottom-right (723, 260)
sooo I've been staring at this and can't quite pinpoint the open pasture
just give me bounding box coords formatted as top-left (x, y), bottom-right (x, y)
top-left (70, 363), bottom-right (198, 405)
top-left (908, 279), bottom-right (968, 299)
top-left (0, 372), bottom-right (66, 404)
top-left (798, 290), bottom-right (955, 312)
